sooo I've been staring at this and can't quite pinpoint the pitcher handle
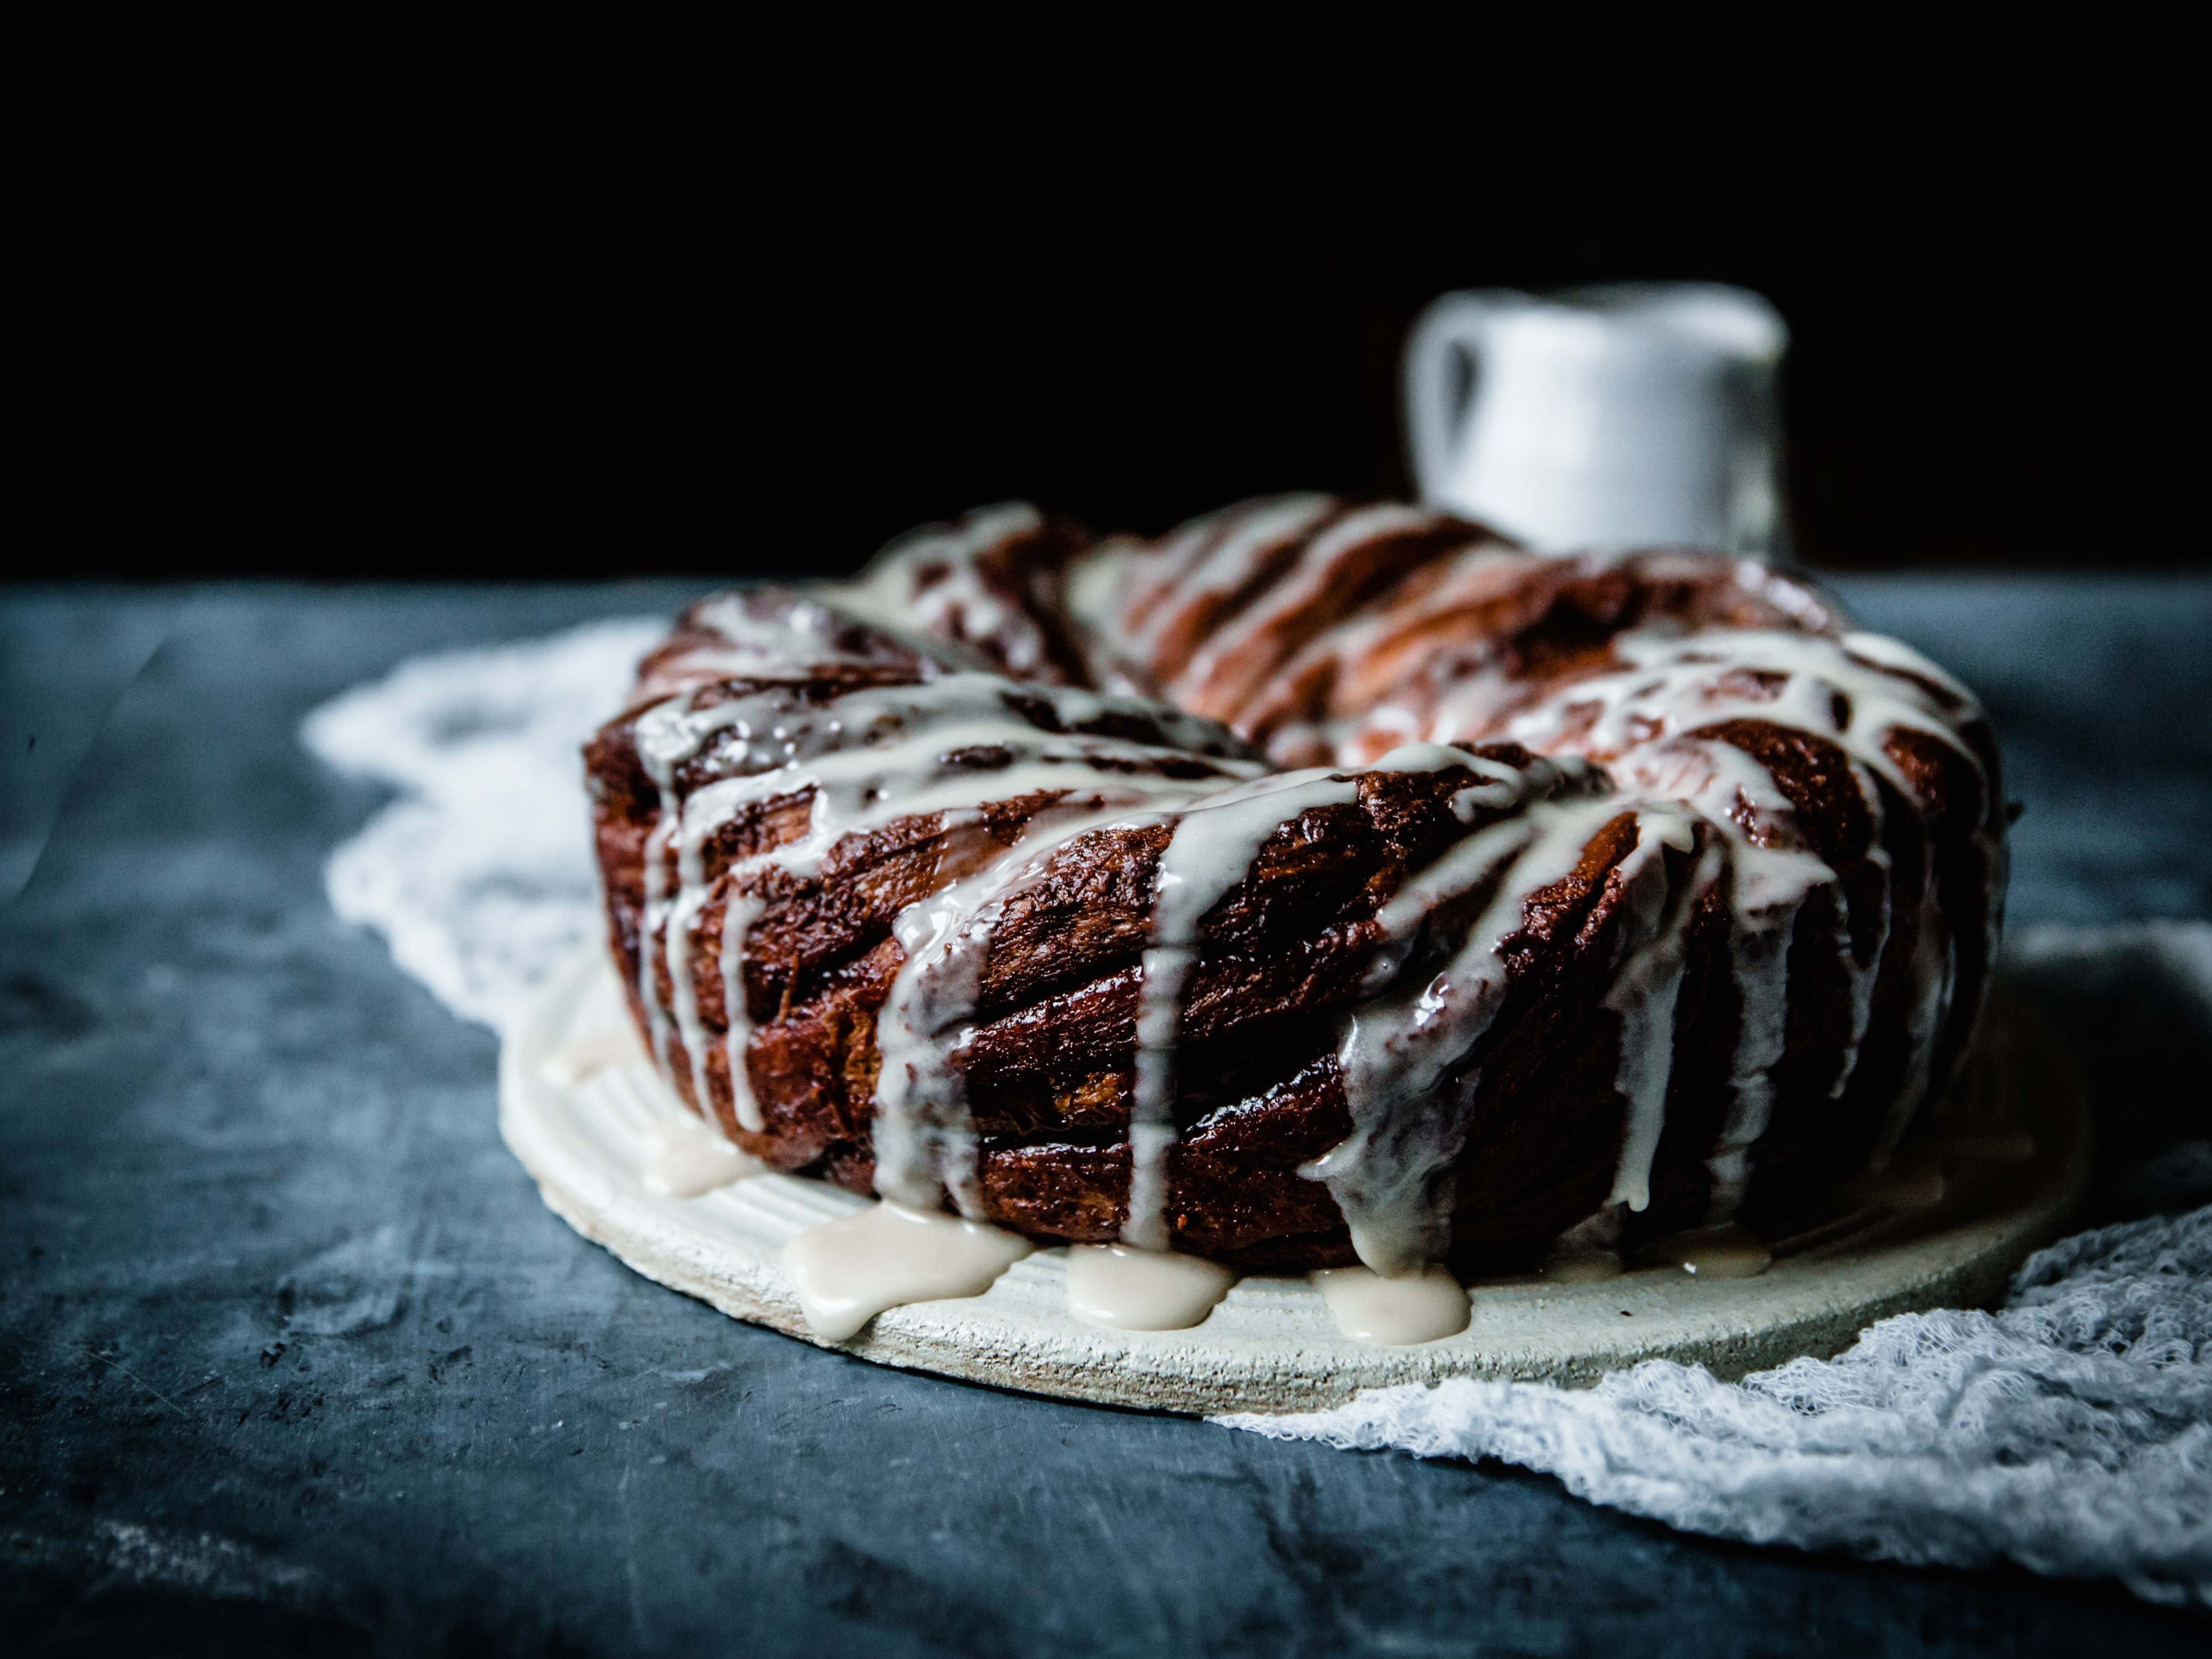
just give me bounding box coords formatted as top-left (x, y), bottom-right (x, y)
top-left (1402, 290), bottom-right (1510, 505)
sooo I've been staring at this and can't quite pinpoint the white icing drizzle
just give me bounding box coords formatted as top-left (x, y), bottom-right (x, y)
top-left (1702, 906), bottom-right (1794, 1222)
top-left (781, 1201), bottom-right (1034, 1342)
top-left (1066, 1245), bottom-right (1238, 1331)
top-left (635, 812), bottom-right (676, 1071)
top-left (1171, 502), bottom-right (1457, 710)
top-left (1132, 494), bottom-right (1337, 671)
top-left (1301, 624), bottom-right (1993, 1269)
top-left (1495, 629), bottom-right (1992, 1224)
top-left (664, 873), bottom-right (716, 1116)
top-left (1827, 768), bottom-right (1895, 1103)
top-left (627, 663), bottom-right (1268, 1177)
top-left (1308, 793), bottom-right (1621, 1275)
top-left (1310, 1264), bottom-right (1471, 1344)
top-left (1120, 496), bottom-right (1321, 639)
top-left (655, 592), bottom-right (916, 689)
top-left (871, 845), bottom-right (995, 1216)
top-left (1601, 826), bottom-right (1716, 1214)
top-left (719, 895), bottom-right (768, 1131)
top-left (867, 797), bottom-right (1215, 1217)
top-left (1123, 739), bottom-right (1485, 1255)
top-left (842, 503), bottom-right (1052, 676)
top-left (1240, 551), bottom-right (1540, 768)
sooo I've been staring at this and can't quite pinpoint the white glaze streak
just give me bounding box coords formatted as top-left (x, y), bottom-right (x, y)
top-left (719, 895), bottom-right (768, 1131)
top-left (1126, 770), bottom-right (1364, 1248)
top-left (1602, 830), bottom-right (1713, 1213)
top-left (1703, 907), bottom-right (1794, 1222)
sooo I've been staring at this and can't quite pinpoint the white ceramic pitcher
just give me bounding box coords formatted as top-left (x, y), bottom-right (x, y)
top-left (1402, 282), bottom-right (1787, 554)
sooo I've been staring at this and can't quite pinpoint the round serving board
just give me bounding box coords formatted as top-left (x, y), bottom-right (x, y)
top-left (499, 950), bottom-right (2092, 1416)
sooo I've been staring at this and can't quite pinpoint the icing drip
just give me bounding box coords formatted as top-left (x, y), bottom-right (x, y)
top-left (719, 895), bottom-right (767, 1131)
top-left (1065, 1245), bottom-right (1238, 1331)
top-left (652, 592), bottom-right (922, 690)
top-left (1127, 768), bottom-right (1364, 1249)
top-left (1490, 630), bottom-right (1993, 1225)
top-left (1310, 1264), bottom-right (1471, 1344)
top-left (1703, 907), bottom-right (1794, 1222)
top-left (1493, 627), bottom-right (1969, 782)
top-left (635, 671), bottom-right (1252, 885)
top-left (1601, 823), bottom-right (1715, 1214)
top-left (1310, 793), bottom-right (1622, 1276)
top-left (1299, 617), bottom-right (1992, 1271)
top-left (835, 729), bottom-right (1503, 1251)
top-left (664, 873), bottom-right (715, 1116)
top-left (781, 1202), bottom-right (1034, 1342)
top-left (872, 843), bottom-right (999, 1216)
top-left (635, 813), bottom-right (676, 1071)
top-left (1171, 503), bottom-right (1442, 707)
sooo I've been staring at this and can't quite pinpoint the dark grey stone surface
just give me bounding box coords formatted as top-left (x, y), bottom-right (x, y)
top-left (3, 578), bottom-right (2207, 1656)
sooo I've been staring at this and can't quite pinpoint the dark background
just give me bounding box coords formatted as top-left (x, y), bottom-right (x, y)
top-left (34, 27), bottom-right (2208, 581)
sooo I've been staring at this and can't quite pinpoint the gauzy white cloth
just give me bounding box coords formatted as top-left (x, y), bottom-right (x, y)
top-left (303, 628), bottom-right (2212, 1605)
top-left (301, 618), bottom-right (665, 1034)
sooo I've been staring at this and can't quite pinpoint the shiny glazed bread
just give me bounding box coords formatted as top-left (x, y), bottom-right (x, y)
top-left (585, 498), bottom-right (2008, 1276)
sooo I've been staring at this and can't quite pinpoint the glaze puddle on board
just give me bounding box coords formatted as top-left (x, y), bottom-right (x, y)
top-left (1066, 1245), bottom-right (1238, 1331)
top-left (642, 1111), bottom-right (766, 1198)
top-left (782, 1203), bottom-right (1034, 1342)
top-left (1310, 1264), bottom-right (1471, 1345)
